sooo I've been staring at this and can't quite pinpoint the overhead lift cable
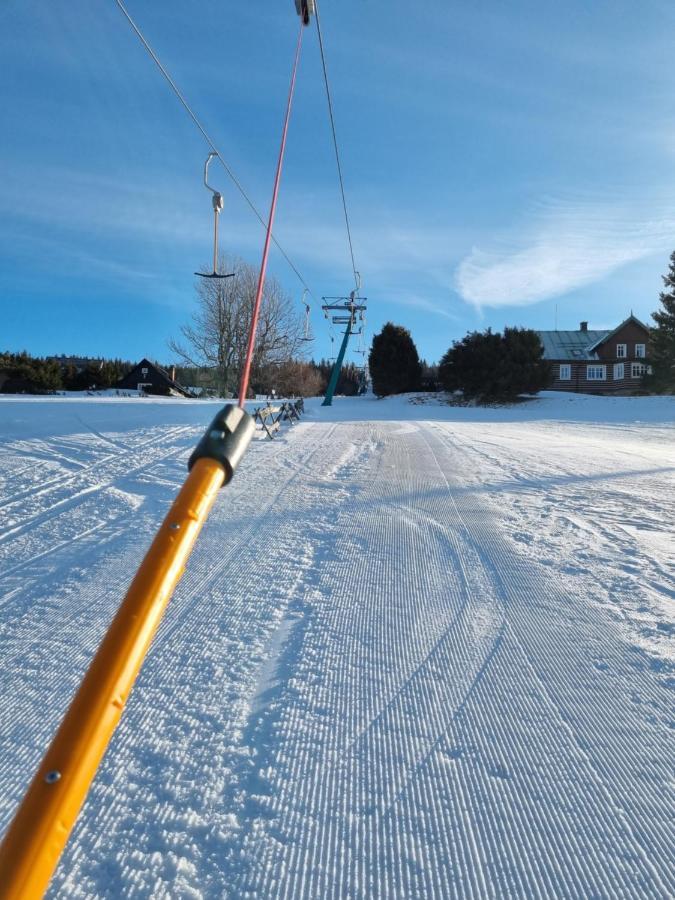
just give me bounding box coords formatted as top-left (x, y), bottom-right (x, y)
top-left (113, 0), bottom-right (316, 303)
top-left (314, 0), bottom-right (360, 294)
top-left (0, 5), bottom-right (313, 897)
top-left (312, 0), bottom-right (367, 402)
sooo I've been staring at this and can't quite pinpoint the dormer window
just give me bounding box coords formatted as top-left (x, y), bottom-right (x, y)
top-left (635, 343), bottom-right (645, 358)
top-left (616, 343), bottom-right (626, 358)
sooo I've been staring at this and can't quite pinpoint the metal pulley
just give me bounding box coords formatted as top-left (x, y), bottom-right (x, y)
top-left (211, 190), bottom-right (224, 215)
top-left (195, 152), bottom-right (235, 280)
top-left (295, 0), bottom-right (315, 25)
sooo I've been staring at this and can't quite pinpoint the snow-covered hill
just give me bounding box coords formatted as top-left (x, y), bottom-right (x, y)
top-left (0, 392), bottom-right (673, 897)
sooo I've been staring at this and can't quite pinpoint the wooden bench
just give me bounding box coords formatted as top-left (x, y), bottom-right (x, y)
top-left (254, 404), bottom-right (281, 439)
top-left (253, 399), bottom-right (305, 439)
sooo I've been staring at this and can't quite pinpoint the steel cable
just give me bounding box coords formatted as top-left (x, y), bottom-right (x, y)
top-left (314, 0), bottom-right (360, 294)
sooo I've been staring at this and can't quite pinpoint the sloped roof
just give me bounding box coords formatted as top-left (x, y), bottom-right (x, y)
top-left (586, 315), bottom-right (650, 352)
top-left (536, 330), bottom-right (609, 361)
top-left (121, 358), bottom-right (191, 397)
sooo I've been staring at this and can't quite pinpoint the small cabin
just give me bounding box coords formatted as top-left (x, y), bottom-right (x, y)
top-left (116, 359), bottom-right (191, 397)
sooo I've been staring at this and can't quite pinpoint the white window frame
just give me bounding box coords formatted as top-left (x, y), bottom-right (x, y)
top-left (613, 363), bottom-right (624, 380)
top-left (616, 343), bottom-right (627, 358)
top-left (631, 363), bottom-right (647, 378)
top-left (635, 343), bottom-right (645, 358)
top-left (586, 365), bottom-right (606, 381)
top-left (559, 364), bottom-right (571, 380)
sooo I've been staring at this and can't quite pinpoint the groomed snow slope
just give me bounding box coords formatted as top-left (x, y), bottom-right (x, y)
top-left (0, 392), bottom-right (673, 898)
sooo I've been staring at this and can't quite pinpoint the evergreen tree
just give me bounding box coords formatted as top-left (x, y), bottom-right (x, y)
top-left (368, 323), bottom-right (422, 397)
top-left (439, 329), bottom-right (504, 399)
top-left (0, 352), bottom-right (62, 393)
top-left (419, 359), bottom-right (439, 392)
top-left (501, 327), bottom-right (552, 397)
top-left (439, 327), bottom-right (551, 402)
top-left (310, 359), bottom-right (361, 396)
top-left (645, 250), bottom-right (675, 393)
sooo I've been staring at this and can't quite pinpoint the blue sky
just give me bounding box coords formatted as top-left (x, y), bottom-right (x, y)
top-left (1, 0), bottom-right (674, 366)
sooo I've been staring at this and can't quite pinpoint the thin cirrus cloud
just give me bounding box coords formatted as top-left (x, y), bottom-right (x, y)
top-left (455, 198), bottom-right (675, 309)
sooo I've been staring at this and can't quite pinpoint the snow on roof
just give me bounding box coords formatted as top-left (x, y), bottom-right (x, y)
top-left (536, 330), bottom-right (609, 361)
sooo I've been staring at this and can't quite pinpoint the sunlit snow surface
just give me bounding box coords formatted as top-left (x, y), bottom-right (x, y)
top-left (0, 392), bottom-right (673, 898)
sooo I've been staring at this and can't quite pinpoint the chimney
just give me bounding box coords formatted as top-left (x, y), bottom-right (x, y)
top-left (580, 321), bottom-right (588, 332)
top-left (170, 366), bottom-right (176, 381)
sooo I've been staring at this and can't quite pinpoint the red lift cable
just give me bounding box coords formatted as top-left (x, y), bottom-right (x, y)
top-left (237, 19), bottom-right (305, 405)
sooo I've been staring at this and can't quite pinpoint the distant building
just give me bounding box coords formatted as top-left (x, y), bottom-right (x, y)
top-left (47, 355), bottom-right (103, 372)
top-left (537, 316), bottom-right (651, 395)
top-left (116, 359), bottom-right (191, 398)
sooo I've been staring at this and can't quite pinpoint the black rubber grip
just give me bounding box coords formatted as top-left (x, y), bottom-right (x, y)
top-left (187, 405), bottom-right (255, 484)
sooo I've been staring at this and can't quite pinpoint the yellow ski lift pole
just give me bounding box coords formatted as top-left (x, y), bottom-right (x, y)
top-left (0, 405), bottom-right (254, 899)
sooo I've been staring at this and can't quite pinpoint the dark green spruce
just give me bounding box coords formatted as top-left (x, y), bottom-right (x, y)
top-left (439, 327), bottom-right (552, 403)
top-left (368, 323), bottom-right (422, 397)
top-left (645, 250), bottom-right (675, 394)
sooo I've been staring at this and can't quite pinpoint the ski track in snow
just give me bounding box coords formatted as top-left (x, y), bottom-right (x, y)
top-left (0, 395), bottom-right (673, 899)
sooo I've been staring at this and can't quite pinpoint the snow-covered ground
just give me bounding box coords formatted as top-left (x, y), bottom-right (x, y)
top-left (0, 392), bottom-right (673, 898)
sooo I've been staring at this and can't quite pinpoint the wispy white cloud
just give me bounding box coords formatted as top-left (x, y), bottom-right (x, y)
top-left (455, 197), bottom-right (675, 308)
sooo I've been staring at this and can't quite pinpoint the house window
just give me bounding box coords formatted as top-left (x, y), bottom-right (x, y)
top-left (613, 363), bottom-right (624, 380)
top-left (586, 365), bottom-right (606, 381)
top-left (559, 364), bottom-right (571, 380)
top-left (631, 363), bottom-right (647, 378)
top-left (635, 343), bottom-right (645, 358)
top-left (616, 343), bottom-right (627, 358)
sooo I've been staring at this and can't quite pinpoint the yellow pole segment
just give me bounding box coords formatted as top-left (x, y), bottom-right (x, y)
top-left (0, 456), bottom-right (226, 899)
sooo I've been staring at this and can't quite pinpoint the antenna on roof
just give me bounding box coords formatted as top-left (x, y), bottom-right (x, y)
top-left (555, 304), bottom-right (558, 331)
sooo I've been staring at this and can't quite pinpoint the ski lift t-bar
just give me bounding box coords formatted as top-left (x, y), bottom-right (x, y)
top-left (195, 152), bottom-right (235, 279)
top-left (0, 406), bottom-right (254, 897)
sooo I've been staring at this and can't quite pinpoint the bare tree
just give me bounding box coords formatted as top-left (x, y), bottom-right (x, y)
top-left (169, 255), bottom-right (305, 396)
top-left (271, 359), bottom-right (325, 397)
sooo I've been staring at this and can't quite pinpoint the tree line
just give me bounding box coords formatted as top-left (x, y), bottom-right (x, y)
top-left (0, 353), bottom-right (133, 394)
top-left (0, 350), bottom-right (363, 400)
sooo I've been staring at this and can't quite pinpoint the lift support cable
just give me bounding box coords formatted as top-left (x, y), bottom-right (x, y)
top-left (314, 0), bottom-right (360, 294)
top-left (113, 0), bottom-right (317, 304)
